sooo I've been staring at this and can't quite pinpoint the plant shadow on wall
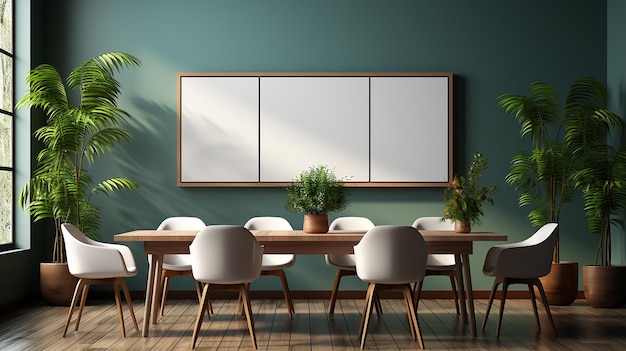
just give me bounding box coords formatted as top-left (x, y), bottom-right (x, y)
top-left (285, 165), bottom-right (350, 233)
top-left (442, 150), bottom-right (497, 233)
top-left (16, 52), bottom-right (141, 304)
top-left (498, 76), bottom-right (623, 306)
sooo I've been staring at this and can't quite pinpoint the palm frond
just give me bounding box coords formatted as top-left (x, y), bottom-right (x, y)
top-left (16, 52), bottom-right (141, 262)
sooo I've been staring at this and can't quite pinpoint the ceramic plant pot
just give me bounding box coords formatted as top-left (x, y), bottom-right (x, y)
top-left (454, 220), bottom-right (471, 233)
top-left (303, 214), bottom-right (329, 233)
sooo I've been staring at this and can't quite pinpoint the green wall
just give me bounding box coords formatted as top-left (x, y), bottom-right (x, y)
top-left (6, 0), bottom-right (619, 302)
top-left (608, 0), bottom-right (626, 264)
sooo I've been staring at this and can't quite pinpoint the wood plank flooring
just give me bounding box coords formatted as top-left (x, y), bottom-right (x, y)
top-left (1, 297), bottom-right (625, 350)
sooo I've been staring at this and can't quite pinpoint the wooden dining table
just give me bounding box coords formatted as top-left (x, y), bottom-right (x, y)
top-left (114, 228), bottom-right (507, 337)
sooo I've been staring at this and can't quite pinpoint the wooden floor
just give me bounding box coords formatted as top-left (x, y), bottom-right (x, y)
top-left (1, 297), bottom-right (625, 350)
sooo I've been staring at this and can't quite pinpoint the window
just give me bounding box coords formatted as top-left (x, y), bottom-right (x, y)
top-left (0, 0), bottom-right (13, 248)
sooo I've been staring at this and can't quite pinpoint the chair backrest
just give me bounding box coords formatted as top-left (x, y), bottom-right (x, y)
top-left (483, 223), bottom-right (558, 279)
top-left (154, 217), bottom-right (206, 266)
top-left (157, 216), bottom-right (206, 230)
top-left (244, 216), bottom-right (293, 230)
top-left (412, 217), bottom-right (455, 266)
top-left (411, 217), bottom-right (454, 230)
top-left (189, 225), bottom-right (263, 284)
top-left (329, 217), bottom-right (375, 231)
top-left (61, 223), bottom-right (134, 277)
top-left (354, 225), bottom-right (429, 284)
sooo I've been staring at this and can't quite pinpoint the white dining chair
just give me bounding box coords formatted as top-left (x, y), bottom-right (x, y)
top-left (61, 223), bottom-right (138, 337)
top-left (411, 217), bottom-right (461, 315)
top-left (189, 225), bottom-right (263, 349)
top-left (325, 216), bottom-right (375, 315)
top-left (481, 223), bottom-right (559, 337)
top-left (354, 225), bottom-right (429, 349)
top-left (154, 216), bottom-right (207, 316)
top-left (244, 216), bottom-right (296, 317)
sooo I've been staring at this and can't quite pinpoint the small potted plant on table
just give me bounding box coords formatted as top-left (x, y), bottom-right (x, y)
top-left (285, 165), bottom-right (349, 233)
top-left (442, 151), bottom-right (497, 233)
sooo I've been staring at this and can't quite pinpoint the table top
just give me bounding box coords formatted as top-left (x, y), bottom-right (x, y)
top-left (114, 229), bottom-right (507, 243)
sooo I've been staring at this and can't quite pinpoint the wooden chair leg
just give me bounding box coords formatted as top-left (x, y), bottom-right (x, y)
top-left (261, 269), bottom-right (294, 317)
top-left (535, 279), bottom-right (558, 337)
top-left (119, 278), bottom-right (139, 331)
top-left (112, 280), bottom-right (126, 337)
top-left (191, 284), bottom-right (211, 349)
top-left (413, 279), bottom-right (424, 311)
top-left (239, 284), bottom-right (258, 349)
top-left (496, 279), bottom-right (510, 338)
top-left (403, 284), bottom-right (424, 349)
top-left (449, 273), bottom-right (460, 315)
top-left (195, 280), bottom-right (212, 316)
top-left (75, 282), bottom-right (90, 332)
top-left (528, 283), bottom-right (541, 331)
top-left (63, 279), bottom-right (85, 337)
top-left (159, 274), bottom-right (169, 316)
top-left (276, 269), bottom-right (295, 317)
top-left (329, 269), bottom-right (353, 315)
top-left (482, 279), bottom-right (500, 331)
top-left (359, 283), bottom-right (377, 349)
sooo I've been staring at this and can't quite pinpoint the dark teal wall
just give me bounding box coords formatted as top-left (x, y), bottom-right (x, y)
top-left (18, 0), bottom-right (612, 294)
top-left (608, 0), bottom-right (626, 263)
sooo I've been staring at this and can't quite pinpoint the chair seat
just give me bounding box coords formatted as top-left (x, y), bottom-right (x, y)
top-left (73, 269), bottom-right (137, 280)
top-left (162, 253), bottom-right (193, 271)
top-left (325, 254), bottom-right (356, 271)
top-left (426, 253), bottom-right (456, 267)
top-left (261, 254), bottom-right (295, 270)
top-left (162, 263), bottom-right (191, 271)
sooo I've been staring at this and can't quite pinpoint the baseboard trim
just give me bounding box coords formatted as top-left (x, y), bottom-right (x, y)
top-left (87, 290), bottom-right (586, 300)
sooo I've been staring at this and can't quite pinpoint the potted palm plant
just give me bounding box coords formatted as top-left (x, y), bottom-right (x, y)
top-left (285, 165), bottom-right (349, 233)
top-left (17, 52), bottom-right (141, 305)
top-left (573, 132), bottom-right (626, 308)
top-left (442, 151), bottom-right (497, 233)
top-left (498, 76), bottom-right (622, 305)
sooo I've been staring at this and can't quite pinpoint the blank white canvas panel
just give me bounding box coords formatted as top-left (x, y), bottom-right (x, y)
top-left (370, 76), bottom-right (449, 182)
top-left (259, 77), bottom-right (370, 182)
top-left (180, 76), bottom-right (259, 182)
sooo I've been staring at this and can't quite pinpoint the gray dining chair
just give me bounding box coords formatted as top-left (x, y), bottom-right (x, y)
top-left (61, 223), bottom-right (138, 337)
top-left (325, 216), bottom-right (375, 315)
top-left (189, 225), bottom-right (263, 349)
top-left (411, 217), bottom-right (462, 315)
top-left (154, 216), bottom-right (207, 316)
top-left (482, 223), bottom-right (559, 337)
top-left (354, 225), bottom-right (429, 349)
top-left (244, 216), bottom-right (296, 317)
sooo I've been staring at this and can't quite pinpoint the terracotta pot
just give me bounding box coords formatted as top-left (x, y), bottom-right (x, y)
top-left (583, 265), bottom-right (626, 308)
top-left (40, 262), bottom-right (78, 306)
top-left (303, 214), bottom-right (329, 233)
top-left (454, 220), bottom-right (471, 233)
top-left (537, 261), bottom-right (578, 306)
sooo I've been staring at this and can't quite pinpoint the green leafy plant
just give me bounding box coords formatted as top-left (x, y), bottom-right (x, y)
top-left (442, 151), bottom-right (497, 225)
top-left (499, 76), bottom-right (622, 263)
top-left (17, 52), bottom-right (141, 263)
top-left (574, 147), bottom-right (626, 266)
top-left (285, 165), bottom-right (349, 215)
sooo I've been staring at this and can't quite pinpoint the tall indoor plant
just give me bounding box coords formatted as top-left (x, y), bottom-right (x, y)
top-left (498, 76), bottom-right (621, 305)
top-left (17, 52), bottom-right (141, 304)
top-left (285, 165), bottom-right (349, 233)
top-left (442, 150), bottom-right (497, 233)
top-left (573, 133), bottom-right (626, 307)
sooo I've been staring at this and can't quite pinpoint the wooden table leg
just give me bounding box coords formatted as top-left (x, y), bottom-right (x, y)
top-left (142, 254), bottom-right (155, 336)
top-left (142, 253), bottom-right (163, 337)
top-left (454, 254), bottom-right (468, 324)
top-left (461, 253), bottom-right (477, 337)
top-left (151, 254), bottom-right (164, 326)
